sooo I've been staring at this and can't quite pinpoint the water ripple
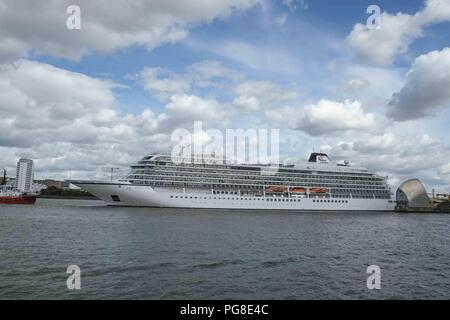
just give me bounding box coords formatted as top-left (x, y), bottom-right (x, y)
top-left (0, 199), bottom-right (449, 299)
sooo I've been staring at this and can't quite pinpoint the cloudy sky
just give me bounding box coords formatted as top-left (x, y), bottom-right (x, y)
top-left (0, 0), bottom-right (449, 191)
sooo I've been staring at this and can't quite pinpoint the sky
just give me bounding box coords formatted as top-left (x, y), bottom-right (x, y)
top-left (0, 0), bottom-right (450, 192)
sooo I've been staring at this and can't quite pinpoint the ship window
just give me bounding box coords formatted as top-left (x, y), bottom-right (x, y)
top-left (111, 195), bottom-right (120, 202)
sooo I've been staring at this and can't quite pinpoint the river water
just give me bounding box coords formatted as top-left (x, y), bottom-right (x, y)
top-left (0, 199), bottom-right (449, 299)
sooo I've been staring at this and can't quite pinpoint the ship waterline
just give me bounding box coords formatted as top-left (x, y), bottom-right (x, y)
top-left (69, 153), bottom-right (396, 211)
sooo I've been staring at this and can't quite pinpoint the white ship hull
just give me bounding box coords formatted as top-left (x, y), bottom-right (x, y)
top-left (71, 181), bottom-right (396, 211)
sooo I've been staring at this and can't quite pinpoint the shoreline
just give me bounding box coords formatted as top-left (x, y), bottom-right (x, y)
top-left (37, 195), bottom-right (100, 200)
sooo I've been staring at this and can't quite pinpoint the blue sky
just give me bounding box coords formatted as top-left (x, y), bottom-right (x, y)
top-left (30, 0), bottom-right (449, 114)
top-left (1, 0), bottom-right (450, 191)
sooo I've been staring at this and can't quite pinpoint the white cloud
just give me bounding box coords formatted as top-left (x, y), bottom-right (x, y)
top-left (353, 133), bottom-right (395, 154)
top-left (165, 94), bottom-right (227, 125)
top-left (233, 95), bottom-right (260, 111)
top-left (186, 60), bottom-right (245, 87)
top-left (267, 99), bottom-right (377, 136)
top-left (137, 60), bottom-right (244, 100)
top-left (341, 64), bottom-right (404, 100)
top-left (346, 0), bottom-right (450, 65)
top-left (0, 0), bottom-right (261, 62)
top-left (324, 130), bottom-right (450, 191)
top-left (196, 40), bottom-right (302, 75)
top-left (140, 67), bottom-right (191, 99)
top-left (235, 80), bottom-right (299, 107)
top-left (340, 78), bottom-right (370, 94)
top-left (388, 47), bottom-right (450, 120)
top-left (0, 60), bottom-right (233, 147)
top-left (420, 0), bottom-right (450, 22)
top-left (0, 60), bottom-right (120, 146)
top-left (0, 59), bottom-right (239, 179)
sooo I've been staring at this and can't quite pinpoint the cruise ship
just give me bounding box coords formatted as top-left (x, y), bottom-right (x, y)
top-left (69, 153), bottom-right (396, 211)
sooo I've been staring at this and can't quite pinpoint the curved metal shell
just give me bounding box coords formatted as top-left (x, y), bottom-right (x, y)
top-left (396, 179), bottom-right (432, 208)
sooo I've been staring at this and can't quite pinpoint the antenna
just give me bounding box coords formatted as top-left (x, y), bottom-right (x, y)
top-left (1, 169), bottom-right (6, 186)
top-left (110, 167), bottom-right (120, 182)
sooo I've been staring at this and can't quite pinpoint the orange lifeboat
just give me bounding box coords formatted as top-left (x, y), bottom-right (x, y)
top-left (291, 187), bottom-right (306, 194)
top-left (309, 187), bottom-right (329, 194)
top-left (266, 185), bottom-right (287, 193)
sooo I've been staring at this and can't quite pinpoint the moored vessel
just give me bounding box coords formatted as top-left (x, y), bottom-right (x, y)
top-left (0, 176), bottom-right (36, 205)
top-left (69, 152), bottom-right (396, 211)
top-left (0, 193), bottom-right (37, 205)
top-left (0, 163), bottom-right (45, 205)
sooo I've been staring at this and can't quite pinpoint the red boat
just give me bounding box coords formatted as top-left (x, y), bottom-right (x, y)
top-left (0, 167), bottom-right (43, 205)
top-left (309, 187), bottom-right (330, 194)
top-left (0, 194), bottom-right (37, 204)
top-left (266, 185), bottom-right (288, 193)
top-left (291, 187), bottom-right (306, 194)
